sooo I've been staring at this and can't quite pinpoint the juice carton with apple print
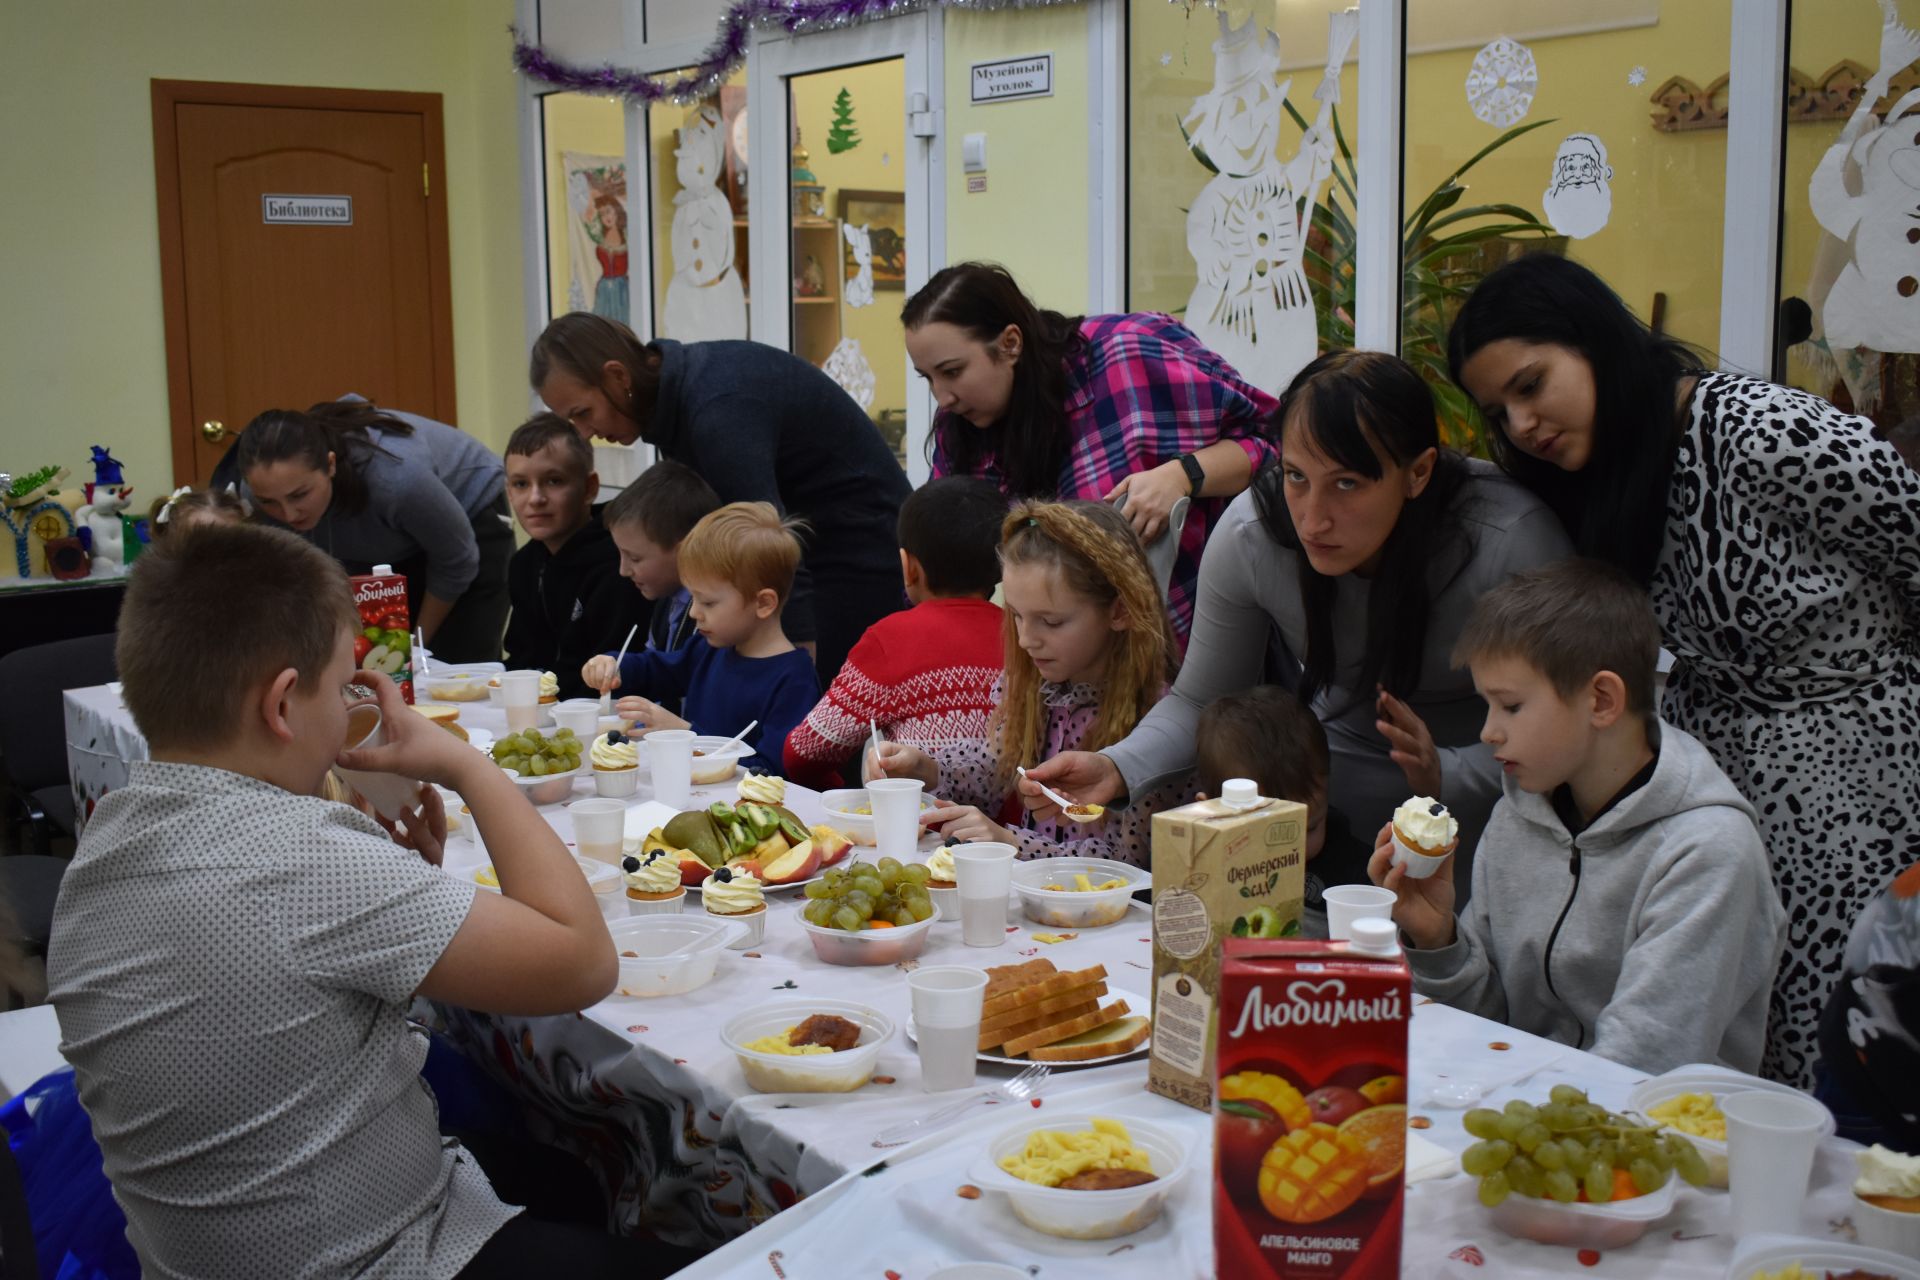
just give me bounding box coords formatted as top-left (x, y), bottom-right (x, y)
top-left (350, 566), bottom-right (412, 704)
top-left (1148, 793), bottom-right (1305, 1112)
top-left (1214, 937), bottom-right (1410, 1278)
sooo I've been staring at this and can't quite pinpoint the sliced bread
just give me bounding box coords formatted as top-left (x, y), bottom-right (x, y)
top-left (978, 982), bottom-right (1109, 1037)
top-left (1026, 1014), bottom-right (1150, 1063)
top-left (979, 999), bottom-right (1101, 1052)
top-left (1000, 999), bottom-right (1131, 1058)
top-left (982, 965), bottom-right (1108, 1020)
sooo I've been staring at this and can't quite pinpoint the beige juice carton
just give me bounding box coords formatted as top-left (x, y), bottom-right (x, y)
top-left (1148, 780), bottom-right (1306, 1112)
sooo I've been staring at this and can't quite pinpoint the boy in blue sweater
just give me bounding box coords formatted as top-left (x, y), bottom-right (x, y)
top-left (582, 502), bottom-right (819, 775)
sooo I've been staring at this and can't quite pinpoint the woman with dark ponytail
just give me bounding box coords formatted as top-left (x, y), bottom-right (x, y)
top-left (902, 262), bottom-right (1279, 646)
top-left (1450, 252), bottom-right (1920, 1087)
top-left (236, 398), bottom-right (509, 662)
top-left (530, 312), bottom-right (909, 686)
top-left (1025, 350), bottom-right (1571, 897)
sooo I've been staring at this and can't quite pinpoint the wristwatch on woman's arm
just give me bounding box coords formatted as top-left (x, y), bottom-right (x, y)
top-left (1178, 452), bottom-right (1206, 495)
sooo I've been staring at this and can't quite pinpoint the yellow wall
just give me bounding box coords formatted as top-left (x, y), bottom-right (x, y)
top-left (542, 92), bottom-right (627, 323)
top-left (943, 7), bottom-right (1091, 314)
top-left (0, 0), bottom-right (527, 490)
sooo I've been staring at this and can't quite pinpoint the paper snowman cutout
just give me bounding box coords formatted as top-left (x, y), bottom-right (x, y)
top-left (663, 104), bottom-right (747, 342)
top-left (1182, 11), bottom-right (1352, 395)
top-left (1542, 133), bottom-right (1614, 240)
top-left (843, 223), bottom-right (875, 310)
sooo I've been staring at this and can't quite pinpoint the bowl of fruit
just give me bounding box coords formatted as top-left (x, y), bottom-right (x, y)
top-left (644, 801), bottom-right (854, 887)
top-left (491, 728), bottom-right (586, 805)
top-left (1462, 1085), bottom-right (1706, 1249)
top-left (1010, 857), bottom-right (1145, 929)
top-left (1627, 1068), bottom-right (1834, 1190)
top-left (819, 788), bottom-right (938, 845)
top-left (798, 857), bottom-right (940, 964)
top-left (688, 734), bottom-right (754, 786)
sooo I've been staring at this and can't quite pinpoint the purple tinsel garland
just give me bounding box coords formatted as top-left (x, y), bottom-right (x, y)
top-left (511, 0), bottom-right (1088, 106)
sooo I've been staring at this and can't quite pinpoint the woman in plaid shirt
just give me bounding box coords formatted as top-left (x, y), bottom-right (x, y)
top-left (906, 262), bottom-right (1278, 646)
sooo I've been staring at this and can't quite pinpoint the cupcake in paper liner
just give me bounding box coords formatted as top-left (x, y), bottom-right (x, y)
top-left (593, 731), bottom-right (642, 798)
top-left (703, 867), bottom-right (766, 948)
top-left (1389, 796), bottom-right (1458, 879)
top-left (622, 849), bottom-right (687, 915)
top-left (923, 843), bottom-right (960, 921)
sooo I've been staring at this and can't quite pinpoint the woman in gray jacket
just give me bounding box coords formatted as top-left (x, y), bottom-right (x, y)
top-left (1022, 350), bottom-right (1570, 887)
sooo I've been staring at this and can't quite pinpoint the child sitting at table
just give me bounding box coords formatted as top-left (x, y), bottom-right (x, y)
top-left (583, 501), bottom-right (819, 775)
top-left (879, 500), bottom-right (1186, 867)
top-left (1368, 559), bottom-right (1786, 1075)
top-left (45, 522), bottom-right (650, 1278)
top-left (1195, 685), bottom-right (1371, 939)
top-left (147, 484), bottom-right (248, 538)
top-left (501, 414), bottom-right (648, 699)
top-left (601, 458), bottom-right (722, 659)
top-left (785, 476), bottom-right (1005, 789)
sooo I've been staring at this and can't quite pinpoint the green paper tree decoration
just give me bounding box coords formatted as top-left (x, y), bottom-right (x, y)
top-left (826, 87), bottom-right (860, 154)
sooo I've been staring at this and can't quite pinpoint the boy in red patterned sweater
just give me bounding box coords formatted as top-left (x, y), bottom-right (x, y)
top-left (783, 477), bottom-right (1005, 789)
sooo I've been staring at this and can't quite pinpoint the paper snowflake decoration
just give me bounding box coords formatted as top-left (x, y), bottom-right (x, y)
top-left (1160, 51), bottom-right (1173, 66)
top-left (1627, 65), bottom-right (1648, 87)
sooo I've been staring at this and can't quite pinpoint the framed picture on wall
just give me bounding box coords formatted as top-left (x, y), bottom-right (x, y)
top-left (837, 188), bottom-right (905, 290)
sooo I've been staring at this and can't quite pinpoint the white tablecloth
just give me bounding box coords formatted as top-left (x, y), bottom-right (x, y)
top-left (60, 686), bottom-right (1873, 1270)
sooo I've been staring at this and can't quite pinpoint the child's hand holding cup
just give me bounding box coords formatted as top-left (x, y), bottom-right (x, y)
top-left (1367, 821), bottom-right (1457, 951)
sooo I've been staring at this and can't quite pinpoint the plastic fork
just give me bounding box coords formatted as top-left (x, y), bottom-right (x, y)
top-left (872, 1062), bottom-right (1051, 1148)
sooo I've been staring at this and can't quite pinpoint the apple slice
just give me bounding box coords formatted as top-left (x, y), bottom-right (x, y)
top-left (761, 839), bottom-right (822, 885)
top-left (809, 825), bottom-right (854, 867)
top-left (724, 856), bottom-right (763, 881)
top-left (676, 851), bottom-right (712, 886)
top-left (750, 833), bottom-right (790, 864)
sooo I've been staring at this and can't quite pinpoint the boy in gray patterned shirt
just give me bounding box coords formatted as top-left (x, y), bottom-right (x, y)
top-left (48, 524), bottom-right (641, 1278)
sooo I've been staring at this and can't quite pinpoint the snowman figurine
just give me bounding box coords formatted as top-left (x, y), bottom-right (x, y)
top-left (843, 223), bottom-right (875, 310)
top-left (78, 484), bottom-right (134, 574)
top-left (1808, 0), bottom-right (1920, 354)
top-left (663, 103), bottom-right (747, 341)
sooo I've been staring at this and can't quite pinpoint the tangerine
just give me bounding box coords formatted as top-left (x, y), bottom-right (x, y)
top-left (1337, 1103), bottom-right (1407, 1188)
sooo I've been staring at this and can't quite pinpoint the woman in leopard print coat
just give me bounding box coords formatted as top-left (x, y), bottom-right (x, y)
top-left (1449, 254), bottom-right (1920, 1087)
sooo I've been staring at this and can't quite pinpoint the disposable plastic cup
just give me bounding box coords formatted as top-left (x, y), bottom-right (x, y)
top-left (499, 671), bottom-right (541, 733)
top-left (647, 729), bottom-right (695, 808)
top-left (551, 700), bottom-right (599, 740)
top-left (1724, 1090), bottom-right (1828, 1238)
top-left (1324, 884), bottom-right (1397, 941)
top-left (568, 798), bottom-right (627, 864)
top-left (953, 842), bottom-right (1017, 947)
top-left (333, 704), bottom-right (424, 820)
top-left (867, 778), bottom-right (925, 859)
top-left (908, 965), bottom-right (988, 1093)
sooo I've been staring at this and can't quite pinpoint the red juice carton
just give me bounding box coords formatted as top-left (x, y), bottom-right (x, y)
top-left (1214, 936), bottom-right (1411, 1279)
top-left (349, 564), bottom-right (412, 704)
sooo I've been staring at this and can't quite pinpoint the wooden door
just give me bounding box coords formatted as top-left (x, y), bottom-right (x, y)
top-left (152, 81), bottom-right (456, 486)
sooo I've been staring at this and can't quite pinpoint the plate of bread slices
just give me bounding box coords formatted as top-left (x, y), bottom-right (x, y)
top-left (906, 958), bottom-right (1151, 1066)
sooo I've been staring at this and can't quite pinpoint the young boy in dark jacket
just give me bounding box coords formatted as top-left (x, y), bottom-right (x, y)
top-left (501, 415), bottom-right (647, 699)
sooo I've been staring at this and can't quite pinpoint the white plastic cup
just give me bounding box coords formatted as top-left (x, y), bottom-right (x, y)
top-left (908, 965), bottom-right (987, 1093)
top-left (647, 729), bottom-right (695, 808)
top-left (867, 777), bottom-right (924, 859)
top-left (569, 798), bottom-right (627, 864)
top-left (1389, 828), bottom-right (1453, 879)
top-left (952, 842), bottom-right (1017, 948)
top-left (333, 704), bottom-right (425, 820)
top-left (1324, 884), bottom-right (1398, 942)
top-left (499, 671), bottom-right (541, 733)
top-left (551, 699), bottom-right (599, 740)
top-left (1723, 1091), bottom-right (1828, 1238)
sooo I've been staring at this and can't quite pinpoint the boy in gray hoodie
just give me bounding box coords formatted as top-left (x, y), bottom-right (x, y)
top-left (1367, 560), bottom-right (1786, 1074)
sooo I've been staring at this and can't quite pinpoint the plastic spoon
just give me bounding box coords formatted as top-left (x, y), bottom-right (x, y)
top-left (869, 718), bottom-right (885, 777)
top-left (709, 719), bottom-right (758, 759)
top-left (1016, 766), bottom-right (1104, 823)
top-left (414, 629), bottom-right (430, 677)
top-left (602, 624), bottom-right (639, 717)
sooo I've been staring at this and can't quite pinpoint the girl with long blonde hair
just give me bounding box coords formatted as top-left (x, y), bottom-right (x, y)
top-left (877, 499), bottom-right (1184, 866)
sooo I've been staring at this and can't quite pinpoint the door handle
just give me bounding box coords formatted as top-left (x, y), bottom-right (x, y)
top-left (201, 420), bottom-right (227, 442)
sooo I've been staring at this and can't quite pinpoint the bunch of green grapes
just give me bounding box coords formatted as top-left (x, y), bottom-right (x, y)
top-left (490, 728), bottom-right (582, 777)
top-left (800, 857), bottom-right (935, 931)
top-left (1459, 1084), bottom-right (1710, 1207)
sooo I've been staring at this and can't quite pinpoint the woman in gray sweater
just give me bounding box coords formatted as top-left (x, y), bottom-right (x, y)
top-left (237, 399), bottom-right (509, 662)
top-left (1023, 351), bottom-right (1571, 883)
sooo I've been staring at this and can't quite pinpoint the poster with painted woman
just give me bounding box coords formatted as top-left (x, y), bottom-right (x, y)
top-left (564, 152), bottom-right (630, 321)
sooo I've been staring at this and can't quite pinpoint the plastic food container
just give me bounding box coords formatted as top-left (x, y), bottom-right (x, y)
top-left (421, 663), bottom-right (504, 703)
top-left (688, 735), bottom-right (753, 785)
top-left (608, 914), bottom-right (742, 997)
top-left (722, 998), bottom-right (893, 1093)
top-left (1488, 1176), bottom-right (1676, 1249)
top-left (502, 763), bottom-right (586, 806)
top-left (465, 855), bottom-right (623, 918)
top-left (1723, 1233), bottom-right (1920, 1280)
top-left (1627, 1067), bottom-right (1836, 1190)
top-left (1011, 858), bottom-right (1146, 929)
top-left (796, 912), bottom-right (937, 965)
top-left (820, 788), bottom-right (935, 845)
top-left (977, 1112), bottom-right (1191, 1240)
